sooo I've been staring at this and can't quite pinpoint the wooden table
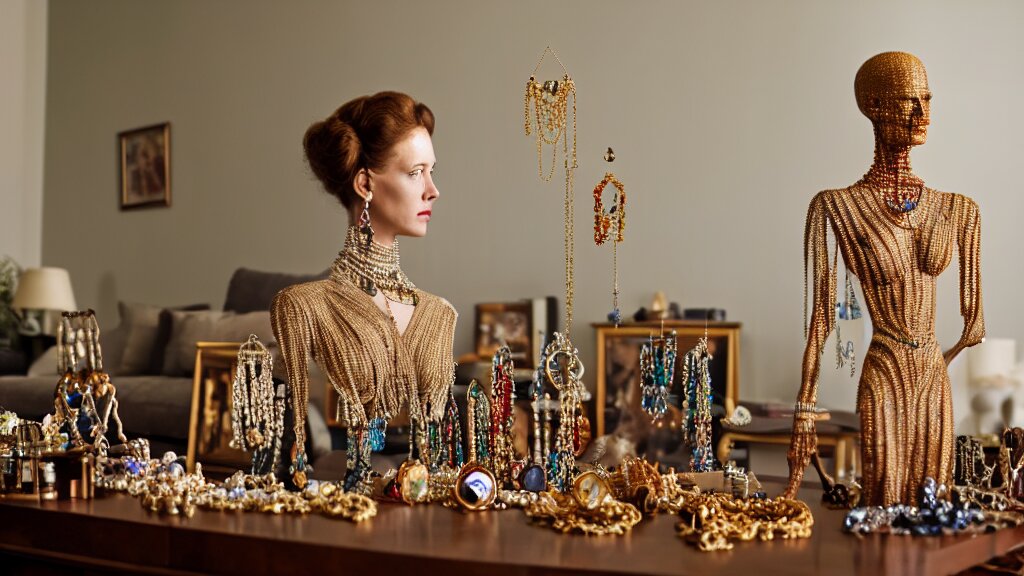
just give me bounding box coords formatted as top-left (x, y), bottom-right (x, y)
top-left (1, 480), bottom-right (1021, 576)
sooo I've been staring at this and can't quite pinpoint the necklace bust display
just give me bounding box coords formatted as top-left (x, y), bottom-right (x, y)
top-left (273, 91), bottom-right (454, 491)
top-left (785, 52), bottom-right (986, 507)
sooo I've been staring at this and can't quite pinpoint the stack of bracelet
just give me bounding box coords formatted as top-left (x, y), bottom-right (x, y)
top-left (96, 448), bottom-right (376, 522)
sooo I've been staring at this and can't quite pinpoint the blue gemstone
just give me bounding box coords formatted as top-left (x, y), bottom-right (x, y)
top-left (521, 464), bottom-right (546, 492)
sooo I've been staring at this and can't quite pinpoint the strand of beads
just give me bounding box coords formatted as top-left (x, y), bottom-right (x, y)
top-left (681, 337), bottom-right (715, 472)
top-left (467, 380), bottom-right (491, 466)
top-left (489, 346), bottom-right (516, 484)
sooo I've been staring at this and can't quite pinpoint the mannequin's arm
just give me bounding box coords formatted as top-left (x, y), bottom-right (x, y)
top-left (785, 193), bottom-right (836, 498)
top-left (944, 196), bottom-right (985, 365)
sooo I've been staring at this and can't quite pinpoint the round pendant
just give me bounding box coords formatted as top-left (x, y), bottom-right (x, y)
top-left (397, 460), bottom-right (430, 504)
top-left (572, 470), bottom-right (611, 510)
top-left (453, 463), bottom-right (497, 511)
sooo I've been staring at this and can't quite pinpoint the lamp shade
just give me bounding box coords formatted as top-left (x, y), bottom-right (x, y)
top-left (11, 267), bottom-right (77, 312)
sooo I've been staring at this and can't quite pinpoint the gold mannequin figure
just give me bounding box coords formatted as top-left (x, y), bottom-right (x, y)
top-left (785, 52), bottom-right (985, 506)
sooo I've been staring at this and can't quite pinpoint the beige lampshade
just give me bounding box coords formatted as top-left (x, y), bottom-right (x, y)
top-left (11, 267), bottom-right (77, 312)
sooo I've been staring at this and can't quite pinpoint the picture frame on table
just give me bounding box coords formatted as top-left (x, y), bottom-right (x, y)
top-left (119, 122), bottom-right (171, 209)
top-left (473, 297), bottom-right (557, 368)
top-left (186, 342), bottom-right (249, 474)
top-left (474, 301), bottom-right (534, 363)
top-left (594, 322), bottom-right (741, 438)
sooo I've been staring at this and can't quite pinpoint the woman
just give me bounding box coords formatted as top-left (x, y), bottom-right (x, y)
top-left (272, 92), bottom-right (457, 491)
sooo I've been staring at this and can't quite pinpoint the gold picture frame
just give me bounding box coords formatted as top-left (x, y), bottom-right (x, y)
top-left (186, 342), bottom-right (247, 474)
top-left (593, 321), bottom-right (741, 438)
top-left (119, 122), bottom-right (171, 209)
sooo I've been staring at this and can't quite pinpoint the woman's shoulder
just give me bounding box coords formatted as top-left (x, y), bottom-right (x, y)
top-left (416, 290), bottom-right (459, 321)
top-left (272, 279), bottom-right (337, 308)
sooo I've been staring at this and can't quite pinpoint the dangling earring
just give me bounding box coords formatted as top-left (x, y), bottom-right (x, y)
top-left (358, 191), bottom-right (374, 249)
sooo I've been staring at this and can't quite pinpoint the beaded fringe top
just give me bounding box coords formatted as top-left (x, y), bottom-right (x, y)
top-left (331, 226), bottom-right (418, 305)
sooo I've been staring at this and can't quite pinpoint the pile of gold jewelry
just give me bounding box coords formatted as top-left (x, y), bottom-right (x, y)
top-left (525, 488), bottom-right (642, 536)
top-left (675, 491), bottom-right (814, 552)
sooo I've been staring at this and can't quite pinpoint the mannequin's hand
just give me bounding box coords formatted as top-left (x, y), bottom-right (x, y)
top-left (784, 416), bottom-right (817, 500)
top-left (943, 341), bottom-right (965, 366)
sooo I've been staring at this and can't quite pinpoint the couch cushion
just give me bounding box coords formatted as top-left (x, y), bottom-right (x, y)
top-left (223, 267), bottom-right (328, 314)
top-left (117, 302), bottom-right (164, 375)
top-left (0, 374), bottom-right (194, 441)
top-left (26, 346), bottom-right (59, 377)
top-left (162, 310), bottom-right (275, 376)
top-left (113, 375), bottom-right (195, 439)
top-left (149, 303), bottom-right (209, 374)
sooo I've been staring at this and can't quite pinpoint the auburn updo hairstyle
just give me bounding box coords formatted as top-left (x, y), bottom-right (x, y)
top-left (303, 91), bottom-right (435, 209)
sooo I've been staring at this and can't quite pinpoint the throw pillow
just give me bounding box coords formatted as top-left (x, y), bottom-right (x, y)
top-left (117, 302), bottom-right (210, 375)
top-left (149, 303), bottom-right (210, 374)
top-left (223, 267), bottom-right (328, 314)
top-left (117, 302), bottom-right (163, 375)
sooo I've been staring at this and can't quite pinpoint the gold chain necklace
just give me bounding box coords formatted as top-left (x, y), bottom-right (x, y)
top-left (332, 226), bottom-right (418, 305)
top-left (524, 46), bottom-right (578, 338)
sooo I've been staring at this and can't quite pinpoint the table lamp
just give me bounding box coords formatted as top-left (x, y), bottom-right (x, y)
top-left (11, 267), bottom-right (77, 336)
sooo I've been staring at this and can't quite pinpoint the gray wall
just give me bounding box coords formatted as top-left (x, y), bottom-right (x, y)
top-left (1, 0), bottom-right (47, 268)
top-left (42, 0), bottom-right (1024, 410)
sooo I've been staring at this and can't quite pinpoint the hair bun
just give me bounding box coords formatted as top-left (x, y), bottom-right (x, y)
top-left (303, 116), bottom-right (361, 203)
top-left (303, 92), bottom-right (434, 210)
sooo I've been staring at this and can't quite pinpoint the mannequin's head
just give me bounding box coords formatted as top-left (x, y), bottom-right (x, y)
top-left (304, 92), bottom-right (438, 244)
top-left (855, 52), bottom-right (931, 148)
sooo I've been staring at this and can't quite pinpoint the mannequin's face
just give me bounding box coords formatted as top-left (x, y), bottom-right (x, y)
top-left (354, 127), bottom-right (439, 244)
top-left (858, 54), bottom-right (931, 148)
top-left (874, 79), bottom-right (931, 148)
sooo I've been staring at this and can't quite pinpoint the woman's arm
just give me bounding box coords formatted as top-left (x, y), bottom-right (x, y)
top-left (270, 289), bottom-right (314, 485)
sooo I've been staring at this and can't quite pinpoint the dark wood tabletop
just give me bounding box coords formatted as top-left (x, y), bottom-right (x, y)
top-left (1, 480), bottom-right (1021, 576)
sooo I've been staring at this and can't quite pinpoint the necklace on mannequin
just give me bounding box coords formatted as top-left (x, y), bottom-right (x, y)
top-left (332, 226), bottom-right (419, 305)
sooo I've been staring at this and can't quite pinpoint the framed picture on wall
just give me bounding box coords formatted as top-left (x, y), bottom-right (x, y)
top-left (119, 122), bottom-right (171, 209)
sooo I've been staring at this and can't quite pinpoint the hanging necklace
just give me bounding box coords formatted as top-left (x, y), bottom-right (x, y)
top-left (593, 147), bottom-right (627, 326)
top-left (332, 226), bottom-right (419, 305)
top-left (680, 334), bottom-right (714, 472)
top-left (525, 46), bottom-right (578, 338)
top-left (640, 329), bottom-right (676, 421)
top-left (524, 47), bottom-right (577, 182)
top-left (543, 332), bottom-right (588, 491)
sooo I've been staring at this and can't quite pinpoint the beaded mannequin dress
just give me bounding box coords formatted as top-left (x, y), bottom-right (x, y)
top-left (272, 226), bottom-right (457, 488)
top-left (786, 52), bottom-right (985, 507)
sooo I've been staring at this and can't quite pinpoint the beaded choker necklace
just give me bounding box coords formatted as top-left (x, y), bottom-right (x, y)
top-left (862, 168), bottom-right (923, 215)
top-left (331, 226), bottom-right (418, 305)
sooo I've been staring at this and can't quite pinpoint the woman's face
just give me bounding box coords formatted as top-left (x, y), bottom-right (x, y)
top-left (361, 127), bottom-right (439, 244)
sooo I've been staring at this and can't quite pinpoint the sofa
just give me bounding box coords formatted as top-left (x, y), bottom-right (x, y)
top-left (0, 267), bottom-right (331, 461)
